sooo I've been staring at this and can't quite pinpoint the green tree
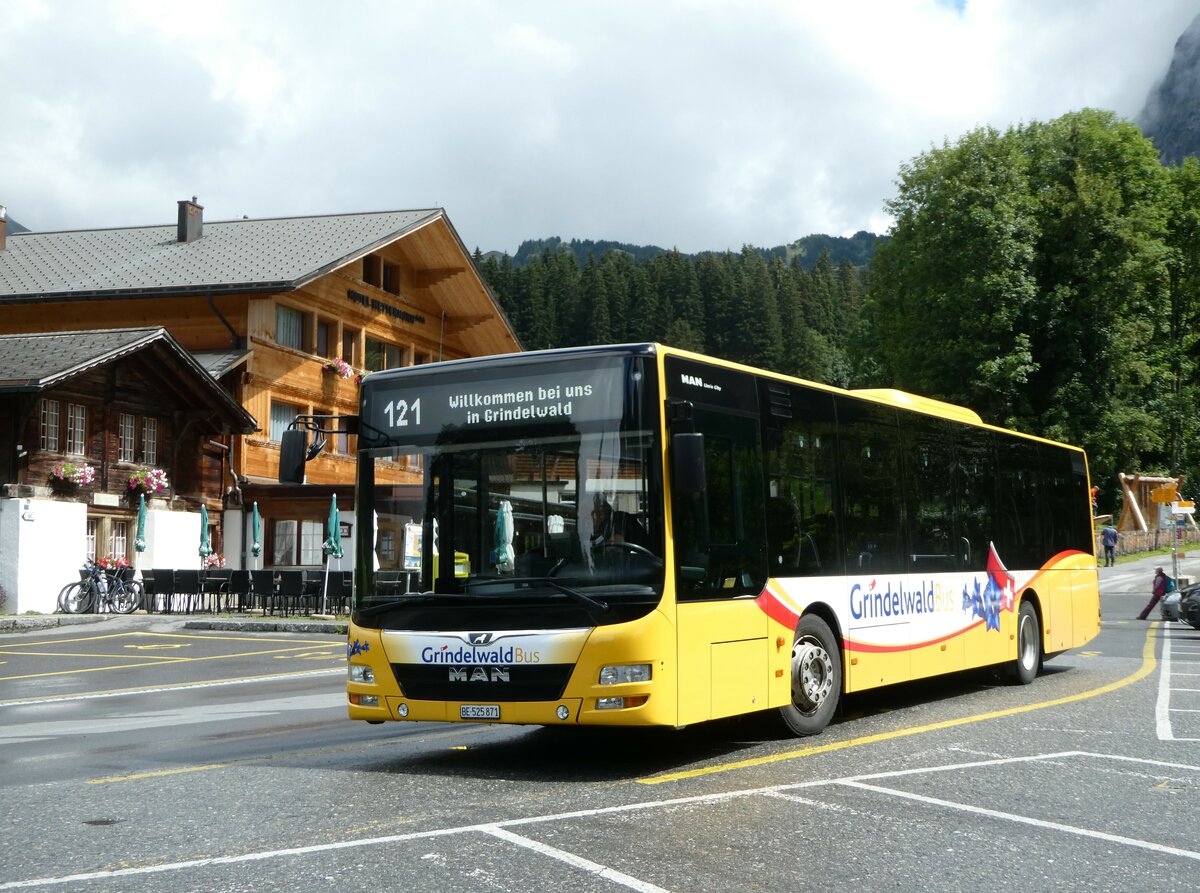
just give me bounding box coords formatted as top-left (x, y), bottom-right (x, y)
top-left (866, 109), bottom-right (1175, 490)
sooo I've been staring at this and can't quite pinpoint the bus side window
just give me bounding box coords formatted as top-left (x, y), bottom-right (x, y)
top-left (903, 417), bottom-right (956, 572)
top-left (764, 387), bottom-right (839, 577)
top-left (673, 407), bottom-right (767, 599)
top-left (956, 427), bottom-right (995, 572)
top-left (836, 397), bottom-right (905, 575)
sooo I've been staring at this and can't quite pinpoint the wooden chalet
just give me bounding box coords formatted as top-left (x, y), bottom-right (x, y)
top-left (0, 201), bottom-right (520, 602)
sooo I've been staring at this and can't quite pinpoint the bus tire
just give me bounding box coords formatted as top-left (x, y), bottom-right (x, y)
top-left (779, 614), bottom-right (841, 736)
top-left (1008, 600), bottom-right (1041, 685)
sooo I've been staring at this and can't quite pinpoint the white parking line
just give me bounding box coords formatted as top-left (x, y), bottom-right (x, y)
top-left (1157, 627), bottom-right (1200, 741)
top-left (840, 779), bottom-right (1200, 863)
top-left (482, 826), bottom-right (674, 893)
top-left (6, 751), bottom-right (1200, 890)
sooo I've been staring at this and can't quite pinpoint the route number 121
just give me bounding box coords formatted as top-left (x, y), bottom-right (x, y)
top-left (383, 397), bottom-right (421, 428)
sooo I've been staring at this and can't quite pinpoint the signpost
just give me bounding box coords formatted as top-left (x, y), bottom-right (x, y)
top-left (1170, 500), bottom-right (1194, 579)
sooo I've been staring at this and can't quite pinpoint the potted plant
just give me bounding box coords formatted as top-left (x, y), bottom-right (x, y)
top-left (48, 461), bottom-right (95, 493)
top-left (322, 357), bottom-right (355, 380)
top-left (127, 466), bottom-right (169, 497)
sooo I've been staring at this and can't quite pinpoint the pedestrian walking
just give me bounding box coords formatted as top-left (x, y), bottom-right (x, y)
top-left (1137, 567), bottom-right (1174, 620)
top-left (1100, 522), bottom-right (1119, 567)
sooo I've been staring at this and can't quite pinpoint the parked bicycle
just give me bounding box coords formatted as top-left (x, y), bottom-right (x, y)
top-left (57, 560), bottom-right (142, 614)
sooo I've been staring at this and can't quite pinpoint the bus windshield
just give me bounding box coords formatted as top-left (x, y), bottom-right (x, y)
top-left (356, 349), bottom-right (663, 627)
top-left (362, 433), bottom-right (663, 619)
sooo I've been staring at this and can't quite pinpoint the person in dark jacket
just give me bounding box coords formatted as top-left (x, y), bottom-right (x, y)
top-left (1138, 567), bottom-right (1172, 620)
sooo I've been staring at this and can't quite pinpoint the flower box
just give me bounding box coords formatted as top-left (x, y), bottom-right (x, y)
top-left (128, 467), bottom-right (170, 496)
top-left (48, 461), bottom-right (95, 492)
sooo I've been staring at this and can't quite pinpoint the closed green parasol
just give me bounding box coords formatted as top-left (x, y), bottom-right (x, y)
top-left (134, 492), bottom-right (147, 553)
top-left (199, 504), bottom-right (212, 560)
top-left (320, 495), bottom-right (342, 615)
top-left (250, 501), bottom-right (262, 561)
top-left (324, 495), bottom-right (343, 560)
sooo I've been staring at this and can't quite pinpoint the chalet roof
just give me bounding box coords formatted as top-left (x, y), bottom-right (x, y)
top-left (0, 327), bottom-right (257, 433)
top-left (0, 209), bottom-right (442, 302)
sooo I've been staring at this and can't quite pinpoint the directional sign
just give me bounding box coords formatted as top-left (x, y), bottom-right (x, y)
top-left (1170, 501), bottom-right (1195, 515)
top-left (1152, 485), bottom-right (1178, 504)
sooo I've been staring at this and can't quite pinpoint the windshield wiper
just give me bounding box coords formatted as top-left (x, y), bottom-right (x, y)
top-left (464, 576), bottom-right (611, 615)
top-left (356, 593), bottom-right (444, 619)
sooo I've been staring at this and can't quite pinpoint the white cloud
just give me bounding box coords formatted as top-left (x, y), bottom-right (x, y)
top-left (1, 0), bottom-right (1196, 253)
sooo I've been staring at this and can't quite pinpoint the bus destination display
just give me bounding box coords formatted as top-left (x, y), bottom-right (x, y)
top-left (363, 362), bottom-right (626, 443)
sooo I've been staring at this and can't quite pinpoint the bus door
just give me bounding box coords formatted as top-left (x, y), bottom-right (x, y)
top-left (669, 399), bottom-right (770, 725)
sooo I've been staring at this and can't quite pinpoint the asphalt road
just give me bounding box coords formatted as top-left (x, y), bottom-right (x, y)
top-left (0, 554), bottom-right (1197, 892)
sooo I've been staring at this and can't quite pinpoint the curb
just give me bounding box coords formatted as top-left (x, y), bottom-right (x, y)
top-left (0, 613), bottom-right (346, 635)
top-left (183, 619), bottom-right (348, 635)
top-left (0, 615), bottom-right (108, 632)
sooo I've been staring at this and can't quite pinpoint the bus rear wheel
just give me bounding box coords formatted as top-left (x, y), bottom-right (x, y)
top-left (779, 614), bottom-right (841, 736)
top-left (1008, 600), bottom-right (1041, 685)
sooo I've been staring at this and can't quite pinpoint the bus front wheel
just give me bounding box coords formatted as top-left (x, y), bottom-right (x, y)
top-left (780, 614), bottom-right (841, 736)
top-left (1008, 600), bottom-right (1042, 685)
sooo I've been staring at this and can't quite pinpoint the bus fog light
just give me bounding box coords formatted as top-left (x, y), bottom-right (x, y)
top-left (596, 696), bottom-right (625, 710)
top-left (599, 664), bottom-right (651, 685)
top-left (350, 693), bottom-right (379, 707)
top-left (556, 705), bottom-right (570, 720)
top-left (398, 703), bottom-right (409, 717)
top-left (349, 664), bottom-right (375, 684)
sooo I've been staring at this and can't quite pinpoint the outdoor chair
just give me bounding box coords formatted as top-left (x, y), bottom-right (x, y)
top-left (274, 570), bottom-right (305, 616)
top-left (140, 569), bottom-right (159, 613)
top-left (226, 570), bottom-right (252, 612)
top-left (172, 569), bottom-right (202, 614)
top-left (248, 569), bottom-right (277, 614)
top-left (327, 570), bottom-right (353, 614)
top-left (300, 570), bottom-right (325, 615)
top-left (148, 568), bottom-right (177, 612)
top-left (200, 568), bottom-right (232, 612)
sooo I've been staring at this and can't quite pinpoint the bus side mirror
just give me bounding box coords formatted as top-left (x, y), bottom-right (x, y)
top-left (279, 429), bottom-right (307, 484)
top-left (672, 432), bottom-right (706, 494)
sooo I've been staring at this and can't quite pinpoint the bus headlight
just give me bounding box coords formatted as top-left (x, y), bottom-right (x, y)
top-left (349, 664), bottom-right (375, 684)
top-left (599, 664), bottom-right (651, 685)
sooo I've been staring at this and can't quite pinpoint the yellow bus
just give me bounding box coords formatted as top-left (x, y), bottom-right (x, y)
top-left (285, 343), bottom-right (1100, 736)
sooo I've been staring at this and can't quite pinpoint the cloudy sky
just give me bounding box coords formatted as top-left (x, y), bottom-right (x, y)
top-left (2, 0), bottom-right (1196, 254)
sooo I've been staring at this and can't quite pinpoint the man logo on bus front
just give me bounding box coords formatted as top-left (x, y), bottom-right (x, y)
top-left (468, 632), bottom-right (494, 646)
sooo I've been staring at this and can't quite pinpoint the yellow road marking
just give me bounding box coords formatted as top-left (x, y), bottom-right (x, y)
top-left (89, 764), bottom-right (231, 784)
top-left (0, 668), bottom-right (342, 707)
top-left (124, 643), bottom-right (190, 650)
top-left (0, 642), bottom-right (343, 683)
top-left (640, 626), bottom-right (1158, 785)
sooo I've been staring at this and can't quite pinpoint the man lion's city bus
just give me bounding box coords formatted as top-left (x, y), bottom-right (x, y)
top-left (282, 343), bottom-right (1100, 736)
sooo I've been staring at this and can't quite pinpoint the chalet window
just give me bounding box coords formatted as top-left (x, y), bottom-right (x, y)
top-left (119, 413), bottom-right (137, 462)
top-left (383, 261), bottom-right (400, 295)
top-left (316, 320), bottom-right (332, 358)
top-left (142, 417), bottom-right (159, 465)
top-left (365, 338), bottom-right (403, 372)
top-left (109, 521), bottom-right (129, 559)
top-left (363, 255), bottom-right (382, 288)
top-left (40, 399), bottom-right (60, 451)
top-left (272, 518), bottom-right (324, 566)
top-left (335, 416), bottom-right (350, 455)
top-left (379, 528), bottom-right (396, 561)
top-left (269, 402), bottom-right (299, 443)
top-left (415, 351), bottom-right (432, 365)
top-left (342, 328), bottom-right (359, 366)
top-left (86, 519), bottom-right (98, 561)
top-left (275, 305), bottom-right (305, 350)
top-left (65, 403), bottom-right (87, 455)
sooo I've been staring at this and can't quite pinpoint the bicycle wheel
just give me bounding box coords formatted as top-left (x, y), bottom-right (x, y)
top-left (61, 581), bottom-right (95, 614)
top-left (112, 581), bottom-right (142, 614)
top-left (56, 581), bottom-right (76, 612)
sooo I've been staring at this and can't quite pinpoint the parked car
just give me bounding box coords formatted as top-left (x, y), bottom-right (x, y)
top-left (1162, 583), bottom-right (1188, 621)
top-left (1179, 582), bottom-right (1200, 630)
